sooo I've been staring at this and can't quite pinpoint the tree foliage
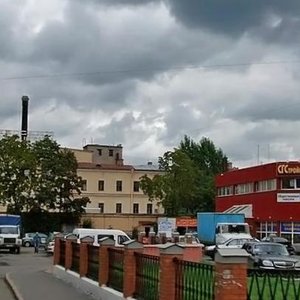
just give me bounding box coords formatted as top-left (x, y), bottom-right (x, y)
top-left (140, 149), bottom-right (199, 216)
top-left (140, 136), bottom-right (228, 216)
top-left (0, 135), bottom-right (89, 216)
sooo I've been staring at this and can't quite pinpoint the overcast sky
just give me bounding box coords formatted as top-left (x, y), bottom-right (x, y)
top-left (1, 0), bottom-right (300, 167)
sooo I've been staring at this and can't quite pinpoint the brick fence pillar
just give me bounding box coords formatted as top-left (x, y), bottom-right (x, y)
top-left (214, 248), bottom-right (250, 300)
top-left (98, 237), bottom-right (115, 286)
top-left (123, 240), bottom-right (144, 298)
top-left (65, 234), bottom-right (78, 270)
top-left (53, 233), bottom-right (64, 265)
top-left (159, 244), bottom-right (184, 300)
top-left (79, 236), bottom-right (94, 277)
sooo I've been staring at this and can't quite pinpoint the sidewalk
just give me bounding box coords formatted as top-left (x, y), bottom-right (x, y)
top-left (6, 269), bottom-right (95, 300)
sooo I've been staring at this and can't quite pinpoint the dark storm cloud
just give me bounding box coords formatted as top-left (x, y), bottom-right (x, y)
top-left (25, 0), bottom-right (228, 89)
top-left (166, 0), bottom-right (300, 40)
top-left (226, 96), bottom-right (300, 122)
top-left (86, 0), bottom-right (158, 6)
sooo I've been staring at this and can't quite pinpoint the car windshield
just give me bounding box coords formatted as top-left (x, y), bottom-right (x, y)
top-left (254, 244), bottom-right (289, 256)
top-left (0, 226), bottom-right (18, 234)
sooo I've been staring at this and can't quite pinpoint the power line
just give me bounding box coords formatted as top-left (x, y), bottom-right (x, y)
top-left (0, 59), bottom-right (299, 82)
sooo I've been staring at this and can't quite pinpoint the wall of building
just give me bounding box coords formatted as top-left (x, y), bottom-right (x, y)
top-left (77, 167), bottom-right (163, 215)
top-left (81, 213), bottom-right (158, 235)
top-left (83, 144), bottom-right (123, 165)
top-left (215, 162), bottom-right (300, 242)
top-left (72, 149), bottom-right (93, 163)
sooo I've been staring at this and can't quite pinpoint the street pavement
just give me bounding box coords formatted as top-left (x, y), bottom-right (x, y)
top-left (0, 247), bottom-right (95, 300)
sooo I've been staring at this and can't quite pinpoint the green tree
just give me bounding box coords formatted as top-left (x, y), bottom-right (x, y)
top-left (0, 135), bottom-right (89, 217)
top-left (140, 149), bottom-right (199, 216)
top-left (140, 136), bottom-right (228, 215)
top-left (0, 135), bottom-right (36, 214)
top-left (179, 136), bottom-right (228, 211)
top-left (179, 135), bottom-right (228, 175)
top-left (31, 136), bottom-right (89, 213)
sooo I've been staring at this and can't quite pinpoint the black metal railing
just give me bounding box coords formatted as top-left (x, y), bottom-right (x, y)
top-left (70, 242), bottom-right (80, 273)
top-left (134, 253), bottom-right (160, 300)
top-left (248, 268), bottom-right (300, 300)
top-left (174, 259), bottom-right (215, 300)
top-left (108, 248), bottom-right (124, 292)
top-left (59, 240), bottom-right (66, 267)
top-left (86, 244), bottom-right (99, 281)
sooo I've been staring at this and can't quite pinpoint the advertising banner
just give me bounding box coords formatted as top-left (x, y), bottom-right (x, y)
top-left (277, 193), bottom-right (300, 202)
top-left (157, 217), bottom-right (176, 238)
top-left (281, 222), bottom-right (292, 232)
top-left (176, 218), bottom-right (197, 227)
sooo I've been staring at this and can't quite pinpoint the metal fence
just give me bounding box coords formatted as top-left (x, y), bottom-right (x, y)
top-left (248, 268), bottom-right (300, 300)
top-left (86, 244), bottom-right (99, 281)
top-left (70, 242), bottom-right (80, 273)
top-left (174, 259), bottom-right (215, 300)
top-left (134, 253), bottom-right (160, 300)
top-left (108, 248), bottom-right (124, 292)
top-left (59, 240), bottom-right (66, 267)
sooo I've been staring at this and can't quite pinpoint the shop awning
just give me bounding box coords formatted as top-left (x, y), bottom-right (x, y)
top-left (223, 204), bottom-right (253, 218)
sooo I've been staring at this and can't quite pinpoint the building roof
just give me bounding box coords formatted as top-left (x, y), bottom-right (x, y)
top-left (83, 144), bottom-right (122, 149)
top-left (134, 164), bottom-right (161, 171)
top-left (77, 162), bottom-right (133, 170)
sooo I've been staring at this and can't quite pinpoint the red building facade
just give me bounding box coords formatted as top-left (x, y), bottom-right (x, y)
top-left (215, 161), bottom-right (300, 243)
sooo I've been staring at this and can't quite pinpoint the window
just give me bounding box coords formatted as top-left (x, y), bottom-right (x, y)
top-left (217, 186), bottom-right (233, 196)
top-left (98, 180), bottom-right (104, 191)
top-left (282, 178), bottom-right (300, 189)
top-left (98, 203), bottom-right (104, 213)
top-left (235, 183), bottom-right (253, 194)
top-left (81, 180), bottom-right (87, 191)
top-left (116, 203), bottom-right (122, 213)
top-left (118, 235), bottom-right (129, 245)
top-left (98, 234), bottom-right (114, 242)
top-left (97, 149), bottom-right (102, 156)
top-left (109, 149), bottom-right (114, 157)
top-left (133, 181), bottom-right (140, 192)
top-left (116, 180), bottom-right (122, 192)
top-left (133, 203), bottom-right (139, 214)
top-left (257, 179), bottom-right (276, 191)
top-left (147, 203), bottom-right (152, 214)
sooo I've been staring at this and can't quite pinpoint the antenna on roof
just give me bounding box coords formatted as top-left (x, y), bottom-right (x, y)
top-left (82, 138), bottom-right (86, 147)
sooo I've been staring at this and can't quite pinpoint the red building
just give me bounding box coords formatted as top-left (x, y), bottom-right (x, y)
top-left (215, 161), bottom-right (300, 243)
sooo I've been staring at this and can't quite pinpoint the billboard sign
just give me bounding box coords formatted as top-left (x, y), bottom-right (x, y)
top-left (277, 193), bottom-right (300, 203)
top-left (157, 217), bottom-right (176, 238)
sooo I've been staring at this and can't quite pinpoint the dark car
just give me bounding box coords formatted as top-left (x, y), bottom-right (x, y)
top-left (261, 236), bottom-right (295, 254)
top-left (242, 241), bottom-right (300, 270)
top-left (22, 232), bottom-right (48, 248)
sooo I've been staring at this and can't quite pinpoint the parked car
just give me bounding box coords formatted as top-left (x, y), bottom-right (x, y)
top-left (205, 237), bottom-right (259, 258)
top-left (242, 241), bottom-right (300, 270)
top-left (261, 235), bottom-right (295, 254)
top-left (22, 232), bottom-right (48, 248)
top-left (45, 232), bottom-right (64, 255)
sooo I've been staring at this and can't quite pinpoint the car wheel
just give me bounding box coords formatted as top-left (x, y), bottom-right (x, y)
top-left (24, 241), bottom-right (31, 247)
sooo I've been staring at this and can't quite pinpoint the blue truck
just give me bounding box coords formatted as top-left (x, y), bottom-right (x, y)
top-left (0, 214), bottom-right (22, 254)
top-left (197, 212), bottom-right (251, 245)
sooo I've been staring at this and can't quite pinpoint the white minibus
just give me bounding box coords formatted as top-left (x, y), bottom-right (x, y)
top-left (72, 228), bottom-right (131, 246)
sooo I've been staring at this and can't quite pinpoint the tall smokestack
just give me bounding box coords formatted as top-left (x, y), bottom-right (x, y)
top-left (21, 95), bottom-right (29, 141)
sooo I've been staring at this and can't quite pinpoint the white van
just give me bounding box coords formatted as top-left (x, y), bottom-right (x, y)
top-left (72, 228), bottom-right (131, 247)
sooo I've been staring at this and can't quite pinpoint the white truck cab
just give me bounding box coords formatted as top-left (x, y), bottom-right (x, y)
top-left (215, 222), bottom-right (252, 245)
top-left (0, 225), bottom-right (22, 254)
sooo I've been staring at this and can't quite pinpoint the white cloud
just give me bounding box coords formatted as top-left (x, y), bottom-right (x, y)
top-left (0, 0), bottom-right (300, 168)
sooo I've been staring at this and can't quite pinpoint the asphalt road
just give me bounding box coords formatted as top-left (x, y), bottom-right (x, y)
top-left (0, 247), bottom-right (52, 300)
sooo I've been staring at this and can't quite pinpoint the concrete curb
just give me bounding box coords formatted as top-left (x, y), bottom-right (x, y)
top-left (5, 273), bottom-right (24, 300)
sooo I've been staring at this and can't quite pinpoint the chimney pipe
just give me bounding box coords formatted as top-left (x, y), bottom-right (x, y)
top-left (21, 96), bottom-right (29, 141)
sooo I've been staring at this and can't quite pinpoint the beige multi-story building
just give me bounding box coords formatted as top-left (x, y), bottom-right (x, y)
top-left (72, 144), bottom-right (164, 235)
